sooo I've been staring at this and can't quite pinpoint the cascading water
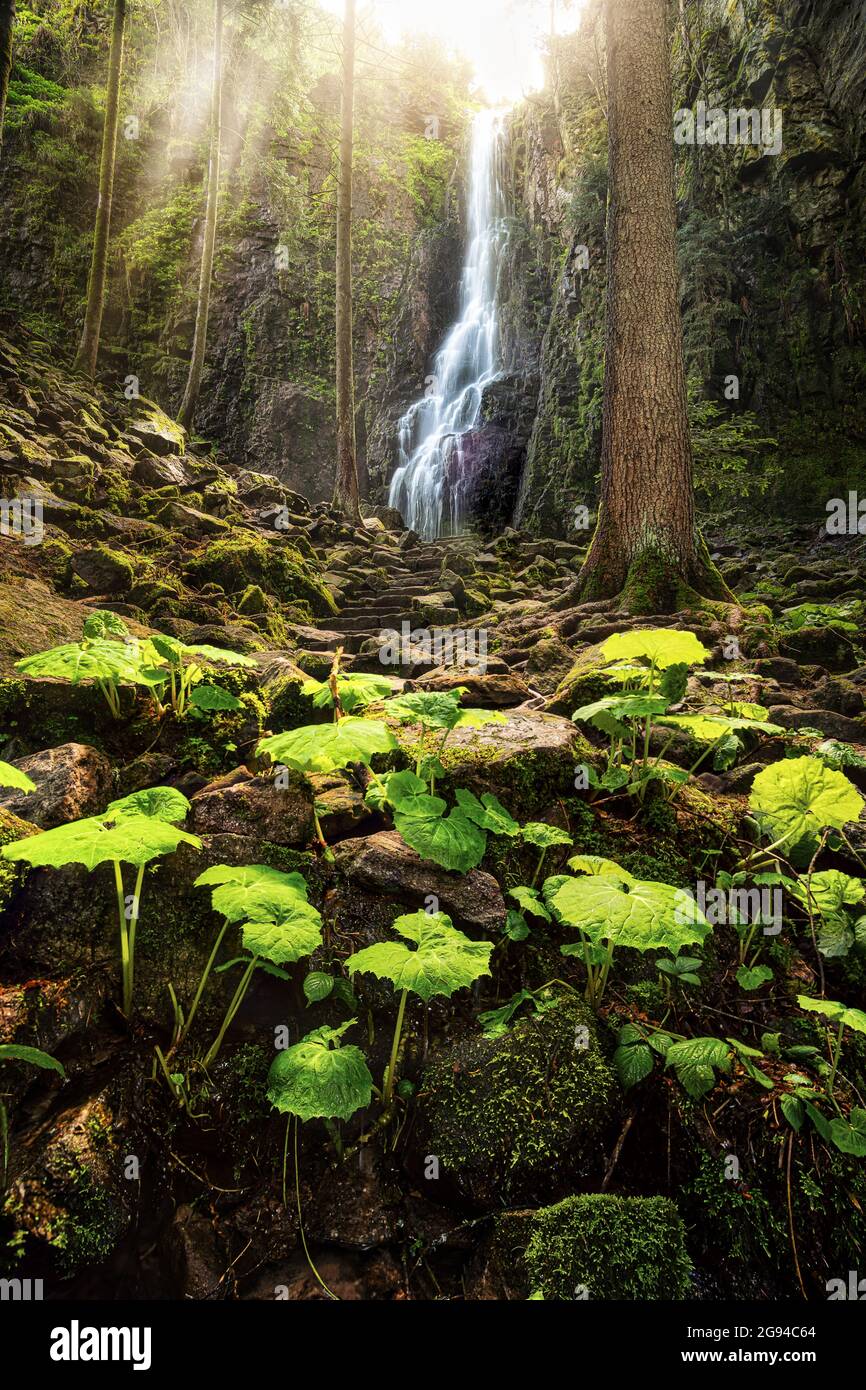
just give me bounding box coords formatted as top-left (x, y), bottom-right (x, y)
top-left (388, 108), bottom-right (509, 540)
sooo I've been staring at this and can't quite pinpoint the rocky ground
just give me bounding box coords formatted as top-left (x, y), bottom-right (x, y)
top-left (0, 322), bottom-right (865, 1300)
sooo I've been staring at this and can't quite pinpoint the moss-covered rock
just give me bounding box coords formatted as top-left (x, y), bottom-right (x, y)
top-left (414, 994), bottom-right (619, 1205)
top-left (185, 531), bottom-right (336, 617)
top-left (483, 1193), bottom-right (692, 1300)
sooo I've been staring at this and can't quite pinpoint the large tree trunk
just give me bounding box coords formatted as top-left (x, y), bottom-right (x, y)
top-left (74, 0), bottom-right (126, 377)
top-left (332, 0), bottom-right (361, 522)
top-left (578, 0), bottom-right (730, 613)
top-left (0, 0), bottom-right (15, 160)
top-left (177, 0), bottom-right (223, 433)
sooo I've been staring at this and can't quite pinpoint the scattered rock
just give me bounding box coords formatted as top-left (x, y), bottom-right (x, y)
top-left (0, 742), bottom-right (114, 827)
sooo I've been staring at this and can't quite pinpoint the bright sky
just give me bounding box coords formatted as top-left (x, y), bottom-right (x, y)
top-left (318, 0), bottom-right (584, 105)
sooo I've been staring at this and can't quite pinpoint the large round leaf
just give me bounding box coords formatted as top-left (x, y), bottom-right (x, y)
top-left (394, 807), bottom-right (486, 872)
top-left (552, 874), bottom-right (711, 953)
top-left (750, 756), bottom-right (864, 844)
top-left (601, 629), bottom-right (710, 670)
top-left (797, 995), bottom-right (866, 1035)
top-left (16, 640), bottom-right (145, 686)
top-left (347, 910), bottom-right (493, 1001)
top-left (242, 907), bottom-right (323, 965)
top-left (267, 1021), bottom-right (373, 1121)
top-left (1, 813), bottom-right (200, 870)
top-left (106, 786), bottom-right (191, 824)
top-left (258, 718), bottom-right (397, 774)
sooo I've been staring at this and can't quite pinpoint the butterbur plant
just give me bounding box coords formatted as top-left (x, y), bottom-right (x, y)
top-left (375, 772), bottom-right (519, 872)
top-left (193, 864), bottom-right (322, 1066)
top-left (0, 761), bottom-right (36, 793)
top-left (548, 856), bottom-right (711, 1009)
top-left (1, 787), bottom-right (200, 1017)
top-left (267, 1020), bottom-right (373, 1299)
top-left (793, 996), bottom-right (866, 1156)
top-left (379, 688), bottom-right (505, 783)
top-left (347, 909), bottom-right (493, 1104)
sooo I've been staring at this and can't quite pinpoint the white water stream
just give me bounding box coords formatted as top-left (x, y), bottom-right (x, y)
top-left (388, 109), bottom-right (509, 539)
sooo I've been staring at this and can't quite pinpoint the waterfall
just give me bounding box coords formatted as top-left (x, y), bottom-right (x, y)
top-left (388, 108), bottom-right (509, 540)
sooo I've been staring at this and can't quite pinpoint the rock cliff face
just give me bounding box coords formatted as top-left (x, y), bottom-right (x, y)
top-left (501, 0), bottom-right (866, 537)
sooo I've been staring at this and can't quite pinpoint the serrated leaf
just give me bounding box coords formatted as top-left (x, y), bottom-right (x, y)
top-left (303, 971), bottom-right (335, 1003)
top-left (601, 628), bottom-right (710, 670)
top-left (736, 963), bottom-right (773, 991)
top-left (1, 813), bottom-right (200, 870)
top-left (797, 995), bottom-right (866, 1035)
top-left (189, 683), bottom-right (243, 711)
top-left (665, 1036), bottom-right (732, 1098)
top-left (780, 1094), bottom-right (804, 1131)
top-left (82, 609), bottom-right (130, 639)
top-left (521, 822), bottom-right (572, 850)
top-left (266, 1021), bottom-right (372, 1121)
top-left (302, 672), bottom-right (394, 714)
top-left (106, 785), bottom-right (190, 823)
top-left (454, 788), bottom-right (520, 836)
top-left (791, 870), bottom-right (864, 918)
top-left (258, 718), bottom-right (397, 774)
top-left (614, 1040), bottom-right (654, 1089)
top-left (552, 874), bottom-right (711, 953)
top-left (504, 909), bottom-right (530, 941)
top-left (829, 1108), bottom-right (866, 1157)
top-left (508, 885), bottom-right (551, 920)
top-left (394, 806), bottom-right (486, 872)
top-left (568, 855), bottom-right (636, 884)
top-left (347, 910), bottom-right (492, 1001)
top-left (241, 908), bottom-right (322, 964)
top-left (750, 756), bottom-right (864, 845)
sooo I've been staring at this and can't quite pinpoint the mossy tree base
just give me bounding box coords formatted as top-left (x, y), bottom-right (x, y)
top-left (577, 531), bottom-right (735, 616)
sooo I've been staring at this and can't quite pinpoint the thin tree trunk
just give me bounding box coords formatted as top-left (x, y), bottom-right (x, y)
top-left (578, 0), bottom-right (730, 613)
top-left (74, 0), bottom-right (126, 377)
top-left (332, 0), bottom-right (361, 521)
top-left (0, 0), bottom-right (15, 161)
top-left (177, 0), bottom-right (223, 433)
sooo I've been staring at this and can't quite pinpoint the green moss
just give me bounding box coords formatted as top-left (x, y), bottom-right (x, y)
top-left (0, 807), bottom-right (36, 912)
top-left (185, 532), bottom-right (336, 617)
top-left (419, 994), bottom-right (618, 1199)
top-left (523, 1193), bottom-right (693, 1300)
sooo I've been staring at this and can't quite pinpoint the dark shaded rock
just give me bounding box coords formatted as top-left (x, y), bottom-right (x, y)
top-left (333, 830), bottom-right (505, 933)
top-left (189, 769), bottom-right (313, 845)
top-left (0, 742), bottom-right (114, 827)
top-left (766, 705), bottom-right (866, 741)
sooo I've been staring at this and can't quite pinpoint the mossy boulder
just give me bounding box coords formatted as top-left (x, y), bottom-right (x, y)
top-left (71, 545), bottom-right (136, 595)
top-left (0, 806), bottom-right (37, 914)
top-left (545, 643), bottom-right (620, 717)
top-left (413, 994), bottom-right (619, 1205)
top-left (2, 1090), bottom-right (133, 1277)
top-left (185, 532), bottom-right (336, 617)
top-left (479, 1194), bottom-right (692, 1299)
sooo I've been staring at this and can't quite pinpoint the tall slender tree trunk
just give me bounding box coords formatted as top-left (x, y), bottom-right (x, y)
top-left (578, 0), bottom-right (730, 613)
top-left (177, 0), bottom-right (223, 433)
top-left (0, 0), bottom-right (15, 161)
top-left (332, 0), bottom-right (361, 521)
top-left (74, 0), bottom-right (126, 377)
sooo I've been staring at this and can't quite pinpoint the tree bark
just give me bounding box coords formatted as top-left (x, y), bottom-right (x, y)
top-left (332, 0), bottom-right (361, 522)
top-left (177, 0), bottom-right (223, 433)
top-left (0, 0), bottom-right (15, 161)
top-left (578, 0), bottom-right (730, 613)
top-left (74, 0), bottom-right (126, 377)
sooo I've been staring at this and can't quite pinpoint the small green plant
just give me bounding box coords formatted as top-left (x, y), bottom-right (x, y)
top-left (193, 864), bottom-right (323, 1066)
top-left (548, 856), bottom-right (711, 1008)
top-left (1, 788), bottom-right (200, 1016)
top-left (792, 996), bottom-right (866, 1156)
top-left (267, 1019), bottom-right (373, 1299)
top-left (379, 687), bottom-right (505, 782)
top-left (749, 755), bottom-right (864, 858)
top-left (347, 909), bottom-right (493, 1104)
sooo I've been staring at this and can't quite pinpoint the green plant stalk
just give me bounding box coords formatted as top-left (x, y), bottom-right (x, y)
top-left (178, 918), bottom-right (230, 1046)
top-left (126, 864), bottom-right (145, 1010)
top-left (531, 848), bottom-right (547, 888)
top-left (204, 954), bottom-right (258, 1067)
top-left (384, 987), bottom-right (409, 1106)
top-left (827, 1019), bottom-right (846, 1099)
top-left (292, 1116), bottom-right (339, 1298)
top-left (113, 860), bottom-right (133, 1017)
